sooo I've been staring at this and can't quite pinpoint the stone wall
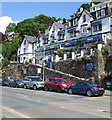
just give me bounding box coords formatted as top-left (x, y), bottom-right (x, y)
top-left (52, 56), bottom-right (99, 83)
top-left (2, 54), bottom-right (106, 85)
top-left (2, 64), bottom-right (89, 84)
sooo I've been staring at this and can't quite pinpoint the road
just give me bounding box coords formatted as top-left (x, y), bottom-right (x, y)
top-left (1, 86), bottom-right (111, 119)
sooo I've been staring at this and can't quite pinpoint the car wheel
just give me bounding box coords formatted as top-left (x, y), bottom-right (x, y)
top-left (24, 84), bottom-right (27, 89)
top-left (33, 85), bottom-right (37, 90)
top-left (86, 90), bottom-right (93, 97)
top-left (44, 85), bottom-right (49, 91)
top-left (57, 86), bottom-right (61, 93)
top-left (68, 88), bottom-right (73, 94)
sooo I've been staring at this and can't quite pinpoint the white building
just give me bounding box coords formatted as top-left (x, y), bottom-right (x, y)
top-left (17, 35), bottom-right (37, 64)
top-left (90, 0), bottom-right (112, 43)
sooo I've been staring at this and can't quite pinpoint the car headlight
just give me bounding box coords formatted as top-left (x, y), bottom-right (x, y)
top-left (62, 84), bottom-right (67, 87)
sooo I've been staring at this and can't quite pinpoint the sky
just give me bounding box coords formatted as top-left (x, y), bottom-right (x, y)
top-left (1, 2), bottom-right (90, 22)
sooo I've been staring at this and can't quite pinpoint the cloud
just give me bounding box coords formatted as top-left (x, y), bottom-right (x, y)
top-left (0, 16), bottom-right (13, 34)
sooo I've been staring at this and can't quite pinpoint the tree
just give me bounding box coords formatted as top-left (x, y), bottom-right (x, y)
top-left (5, 23), bottom-right (16, 33)
top-left (15, 14), bottom-right (56, 36)
top-left (77, 3), bottom-right (92, 12)
top-left (2, 35), bottom-right (22, 62)
top-left (2, 57), bottom-right (10, 69)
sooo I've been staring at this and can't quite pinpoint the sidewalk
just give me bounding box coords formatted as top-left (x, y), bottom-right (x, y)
top-left (104, 90), bottom-right (112, 96)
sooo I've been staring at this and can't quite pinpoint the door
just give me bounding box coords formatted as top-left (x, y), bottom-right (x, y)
top-left (47, 79), bottom-right (53, 89)
top-left (75, 83), bottom-right (87, 94)
top-left (51, 79), bottom-right (57, 90)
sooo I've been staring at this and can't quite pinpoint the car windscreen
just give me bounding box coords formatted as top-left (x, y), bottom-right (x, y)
top-left (56, 79), bottom-right (67, 83)
top-left (18, 79), bottom-right (23, 82)
top-left (29, 77), bottom-right (43, 81)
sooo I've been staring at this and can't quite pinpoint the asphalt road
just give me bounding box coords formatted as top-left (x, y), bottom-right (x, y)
top-left (1, 86), bottom-right (111, 119)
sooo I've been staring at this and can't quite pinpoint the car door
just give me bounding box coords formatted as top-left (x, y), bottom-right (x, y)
top-left (74, 83), bottom-right (87, 94)
top-left (47, 79), bottom-right (53, 89)
top-left (51, 79), bottom-right (57, 90)
top-left (28, 78), bottom-right (34, 88)
top-left (25, 78), bottom-right (31, 88)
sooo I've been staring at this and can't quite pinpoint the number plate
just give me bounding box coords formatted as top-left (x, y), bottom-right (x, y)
top-left (99, 88), bottom-right (104, 90)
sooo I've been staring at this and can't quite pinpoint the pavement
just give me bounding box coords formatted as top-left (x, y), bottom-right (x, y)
top-left (104, 90), bottom-right (112, 96)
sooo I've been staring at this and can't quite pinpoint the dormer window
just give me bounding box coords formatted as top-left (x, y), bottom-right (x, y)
top-left (24, 40), bottom-right (26, 45)
top-left (93, 7), bottom-right (95, 11)
top-left (53, 26), bottom-right (55, 31)
top-left (83, 14), bottom-right (86, 23)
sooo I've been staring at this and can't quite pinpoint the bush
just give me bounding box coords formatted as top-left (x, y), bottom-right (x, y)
top-left (56, 49), bottom-right (64, 57)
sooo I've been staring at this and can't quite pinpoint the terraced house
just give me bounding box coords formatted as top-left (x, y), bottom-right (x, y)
top-left (17, 0), bottom-right (112, 66)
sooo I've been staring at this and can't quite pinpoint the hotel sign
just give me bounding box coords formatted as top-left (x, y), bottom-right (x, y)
top-left (83, 62), bottom-right (95, 71)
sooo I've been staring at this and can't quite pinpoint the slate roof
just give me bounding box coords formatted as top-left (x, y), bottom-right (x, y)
top-left (25, 35), bottom-right (37, 43)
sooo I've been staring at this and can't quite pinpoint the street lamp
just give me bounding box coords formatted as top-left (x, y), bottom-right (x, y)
top-left (43, 46), bottom-right (45, 81)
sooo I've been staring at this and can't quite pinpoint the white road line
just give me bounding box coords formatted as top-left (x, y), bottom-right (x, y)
top-left (16, 93), bottom-right (40, 103)
top-left (3, 107), bottom-right (31, 118)
top-left (60, 106), bottom-right (110, 118)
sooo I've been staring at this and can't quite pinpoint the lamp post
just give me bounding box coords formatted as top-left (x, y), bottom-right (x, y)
top-left (43, 46), bottom-right (45, 81)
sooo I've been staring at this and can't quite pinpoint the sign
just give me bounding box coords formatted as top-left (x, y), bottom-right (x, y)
top-left (83, 62), bottom-right (95, 71)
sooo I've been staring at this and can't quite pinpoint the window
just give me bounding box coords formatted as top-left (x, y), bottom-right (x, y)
top-left (70, 31), bottom-right (76, 38)
top-left (53, 26), bottom-right (55, 31)
top-left (83, 15), bottom-right (86, 22)
top-left (74, 19), bottom-right (77, 25)
top-left (97, 10), bottom-right (101, 18)
top-left (101, 9), bottom-right (105, 16)
top-left (82, 26), bottom-right (87, 33)
top-left (93, 7), bottom-right (95, 11)
top-left (48, 79), bottom-right (53, 82)
top-left (93, 25), bottom-right (97, 32)
top-left (23, 48), bottom-right (26, 53)
top-left (98, 24), bottom-right (102, 31)
top-left (93, 24), bottom-right (102, 32)
top-left (24, 40), bottom-right (26, 45)
top-left (32, 43), bottom-right (34, 50)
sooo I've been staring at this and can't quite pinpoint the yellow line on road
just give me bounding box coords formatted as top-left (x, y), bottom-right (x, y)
top-left (3, 106), bottom-right (31, 118)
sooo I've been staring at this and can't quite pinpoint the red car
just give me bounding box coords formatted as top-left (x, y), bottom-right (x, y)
top-left (44, 78), bottom-right (73, 93)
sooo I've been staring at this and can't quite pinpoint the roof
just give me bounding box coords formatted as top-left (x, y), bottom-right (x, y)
top-left (78, 9), bottom-right (93, 20)
top-left (25, 35), bottom-right (37, 43)
top-left (54, 22), bottom-right (63, 29)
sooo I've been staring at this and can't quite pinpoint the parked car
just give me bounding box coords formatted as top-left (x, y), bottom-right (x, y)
top-left (104, 80), bottom-right (112, 90)
top-left (67, 81), bottom-right (105, 97)
top-left (0, 78), bottom-right (9, 86)
top-left (23, 76), bottom-right (44, 90)
top-left (44, 78), bottom-right (73, 93)
top-left (9, 79), bottom-right (24, 87)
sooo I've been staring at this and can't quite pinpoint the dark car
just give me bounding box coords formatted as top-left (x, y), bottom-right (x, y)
top-left (9, 79), bottom-right (24, 87)
top-left (0, 79), bottom-right (9, 86)
top-left (44, 78), bottom-right (73, 93)
top-left (104, 80), bottom-right (112, 90)
top-left (67, 81), bottom-right (105, 97)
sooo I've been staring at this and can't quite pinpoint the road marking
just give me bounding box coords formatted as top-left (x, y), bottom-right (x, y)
top-left (16, 93), bottom-right (40, 103)
top-left (60, 106), bottom-right (110, 118)
top-left (16, 93), bottom-right (29, 98)
top-left (3, 107), bottom-right (31, 118)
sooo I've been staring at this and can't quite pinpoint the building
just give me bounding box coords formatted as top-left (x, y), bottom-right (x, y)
top-left (17, 35), bottom-right (37, 64)
top-left (18, 0), bottom-right (112, 65)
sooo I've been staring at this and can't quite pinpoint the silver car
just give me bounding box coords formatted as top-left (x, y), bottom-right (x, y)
top-left (24, 76), bottom-right (44, 90)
